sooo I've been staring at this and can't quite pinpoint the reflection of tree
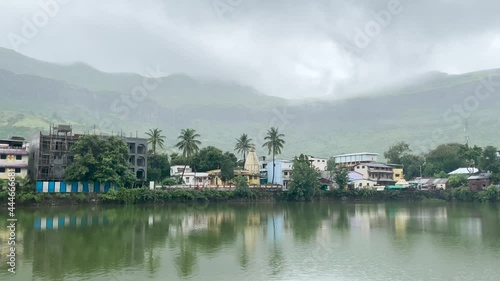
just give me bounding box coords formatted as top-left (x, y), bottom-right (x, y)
top-left (175, 242), bottom-right (197, 278)
top-left (269, 243), bottom-right (284, 276)
top-left (335, 206), bottom-right (350, 231)
top-left (287, 203), bottom-right (324, 241)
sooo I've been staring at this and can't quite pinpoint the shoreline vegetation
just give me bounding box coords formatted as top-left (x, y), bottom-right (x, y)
top-left (3, 185), bottom-right (500, 206)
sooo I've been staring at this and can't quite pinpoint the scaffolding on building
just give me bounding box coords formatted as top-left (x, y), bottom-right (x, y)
top-left (36, 124), bottom-right (79, 181)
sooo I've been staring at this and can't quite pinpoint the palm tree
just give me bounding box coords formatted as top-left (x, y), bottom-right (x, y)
top-left (262, 127), bottom-right (285, 185)
top-left (234, 133), bottom-right (254, 166)
top-left (145, 128), bottom-right (166, 155)
top-left (175, 128), bottom-right (202, 183)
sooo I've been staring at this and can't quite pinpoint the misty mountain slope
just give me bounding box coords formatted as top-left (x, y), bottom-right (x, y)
top-left (0, 49), bottom-right (499, 158)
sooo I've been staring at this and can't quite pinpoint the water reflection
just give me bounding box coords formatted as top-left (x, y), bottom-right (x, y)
top-left (1, 203), bottom-right (500, 280)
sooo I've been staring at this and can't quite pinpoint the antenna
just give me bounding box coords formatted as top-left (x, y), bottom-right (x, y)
top-left (463, 118), bottom-right (469, 146)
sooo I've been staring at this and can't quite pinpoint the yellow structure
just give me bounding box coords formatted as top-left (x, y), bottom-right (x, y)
top-left (244, 147), bottom-right (260, 185)
top-left (392, 167), bottom-right (404, 181)
top-left (207, 169), bottom-right (260, 186)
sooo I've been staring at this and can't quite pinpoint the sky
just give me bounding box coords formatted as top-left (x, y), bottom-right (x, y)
top-left (1, 0), bottom-right (500, 99)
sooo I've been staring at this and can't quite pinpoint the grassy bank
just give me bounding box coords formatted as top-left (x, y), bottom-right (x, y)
top-left (2, 186), bottom-right (500, 206)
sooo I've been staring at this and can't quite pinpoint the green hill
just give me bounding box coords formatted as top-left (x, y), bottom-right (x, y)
top-left (0, 47), bottom-right (499, 159)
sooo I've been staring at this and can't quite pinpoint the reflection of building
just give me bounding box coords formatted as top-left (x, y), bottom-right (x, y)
top-left (0, 137), bottom-right (29, 179)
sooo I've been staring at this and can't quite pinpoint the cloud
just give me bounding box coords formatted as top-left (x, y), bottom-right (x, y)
top-left (0, 0), bottom-right (499, 99)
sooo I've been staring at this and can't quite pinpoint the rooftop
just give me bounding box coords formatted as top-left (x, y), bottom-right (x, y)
top-left (448, 168), bottom-right (479, 175)
top-left (334, 152), bottom-right (379, 157)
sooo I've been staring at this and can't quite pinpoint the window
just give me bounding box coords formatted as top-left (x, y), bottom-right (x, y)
top-left (0, 168), bottom-right (5, 173)
top-left (362, 166), bottom-right (365, 168)
top-left (16, 155), bottom-right (22, 160)
top-left (284, 172), bottom-right (288, 176)
top-left (15, 168), bottom-right (21, 173)
top-left (395, 174), bottom-right (400, 178)
top-left (0, 154), bottom-right (6, 159)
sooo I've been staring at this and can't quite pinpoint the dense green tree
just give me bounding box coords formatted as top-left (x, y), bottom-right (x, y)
top-left (479, 146), bottom-right (500, 173)
top-left (145, 128), bottom-right (166, 155)
top-left (234, 176), bottom-right (251, 197)
top-left (424, 143), bottom-right (466, 176)
top-left (400, 154), bottom-right (426, 180)
top-left (234, 133), bottom-right (254, 166)
top-left (147, 152), bottom-right (170, 182)
top-left (459, 144), bottom-right (483, 173)
top-left (65, 135), bottom-right (135, 187)
top-left (220, 157), bottom-right (235, 183)
top-left (384, 141), bottom-right (411, 164)
top-left (175, 128), bottom-right (202, 183)
top-left (262, 127), bottom-right (285, 185)
top-left (327, 157), bottom-right (349, 190)
top-left (448, 174), bottom-right (468, 188)
top-left (288, 154), bottom-right (320, 200)
top-left (434, 171), bottom-right (448, 178)
top-left (192, 146), bottom-right (225, 172)
top-left (170, 153), bottom-right (190, 166)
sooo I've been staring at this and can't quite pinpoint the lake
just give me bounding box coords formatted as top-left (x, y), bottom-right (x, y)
top-left (1, 202), bottom-right (500, 281)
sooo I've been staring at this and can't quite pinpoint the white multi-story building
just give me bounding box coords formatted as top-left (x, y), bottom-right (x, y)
top-left (306, 155), bottom-right (328, 171)
top-left (334, 152), bottom-right (378, 166)
top-left (0, 137), bottom-right (29, 180)
top-left (170, 165), bottom-right (209, 187)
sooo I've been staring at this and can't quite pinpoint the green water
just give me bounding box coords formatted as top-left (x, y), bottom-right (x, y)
top-left (1, 202), bottom-right (500, 281)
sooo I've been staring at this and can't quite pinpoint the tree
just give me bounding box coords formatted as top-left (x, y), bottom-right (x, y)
top-left (234, 133), bottom-right (254, 167)
top-left (478, 146), bottom-right (500, 173)
top-left (175, 128), bottom-right (202, 183)
top-left (448, 174), bottom-right (468, 188)
top-left (288, 154), bottom-right (320, 200)
top-left (234, 176), bottom-right (251, 197)
top-left (459, 144), bottom-right (482, 173)
top-left (424, 143), bottom-right (466, 176)
top-left (145, 128), bottom-right (166, 155)
top-left (400, 154), bottom-right (425, 180)
top-left (434, 171), bottom-right (448, 178)
top-left (192, 146), bottom-right (225, 172)
top-left (220, 157), bottom-right (235, 183)
top-left (65, 135), bottom-right (135, 187)
top-left (262, 127), bottom-right (285, 185)
top-left (384, 141), bottom-right (411, 164)
top-left (147, 152), bottom-right (170, 182)
top-left (326, 157), bottom-right (349, 189)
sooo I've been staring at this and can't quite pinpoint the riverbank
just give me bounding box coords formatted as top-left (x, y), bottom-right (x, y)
top-left (2, 186), bottom-right (500, 206)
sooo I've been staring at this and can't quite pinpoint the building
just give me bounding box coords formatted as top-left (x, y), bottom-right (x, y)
top-left (388, 164), bottom-right (404, 181)
top-left (433, 178), bottom-right (449, 190)
top-left (34, 125), bottom-right (147, 182)
top-left (448, 167), bottom-right (479, 175)
top-left (353, 163), bottom-right (395, 186)
top-left (497, 151), bottom-right (500, 157)
top-left (258, 156), bottom-right (268, 184)
top-left (266, 160), bottom-right (293, 187)
top-left (349, 179), bottom-right (378, 189)
top-left (170, 165), bottom-right (209, 186)
top-left (124, 137), bottom-right (148, 180)
top-left (468, 173), bottom-right (491, 190)
top-left (0, 137), bottom-right (29, 180)
top-left (334, 152), bottom-right (378, 166)
top-left (306, 155), bottom-right (328, 171)
top-left (244, 148), bottom-right (261, 184)
top-left (207, 169), bottom-right (260, 186)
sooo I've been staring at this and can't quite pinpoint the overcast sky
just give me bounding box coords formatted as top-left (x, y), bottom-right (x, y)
top-left (1, 0), bottom-right (499, 99)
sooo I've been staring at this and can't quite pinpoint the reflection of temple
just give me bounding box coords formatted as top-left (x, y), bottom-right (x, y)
top-left (244, 213), bottom-right (261, 253)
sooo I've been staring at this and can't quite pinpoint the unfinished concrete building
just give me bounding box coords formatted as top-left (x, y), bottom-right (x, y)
top-left (35, 125), bottom-right (79, 181)
top-left (34, 125), bottom-right (147, 182)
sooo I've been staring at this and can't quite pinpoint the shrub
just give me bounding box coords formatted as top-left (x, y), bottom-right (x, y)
top-left (234, 176), bottom-right (252, 198)
top-left (451, 186), bottom-right (473, 201)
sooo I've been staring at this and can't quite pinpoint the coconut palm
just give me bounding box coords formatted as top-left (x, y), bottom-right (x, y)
top-left (145, 128), bottom-right (166, 155)
top-left (262, 127), bottom-right (285, 185)
top-left (175, 128), bottom-right (202, 183)
top-left (234, 133), bottom-right (254, 166)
